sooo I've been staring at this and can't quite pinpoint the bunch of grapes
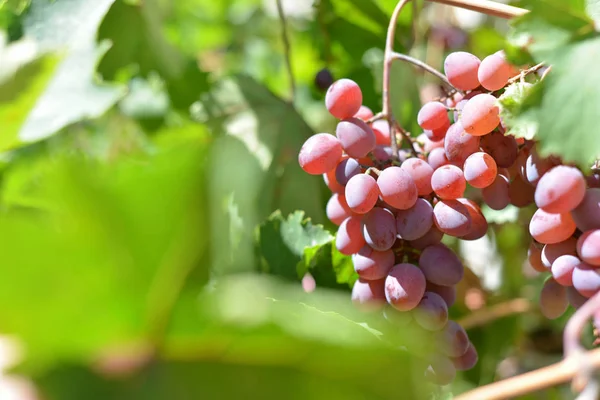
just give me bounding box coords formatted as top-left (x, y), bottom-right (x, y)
top-left (298, 49), bottom-right (598, 383)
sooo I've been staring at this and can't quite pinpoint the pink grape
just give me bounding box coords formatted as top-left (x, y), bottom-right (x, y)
top-left (351, 278), bottom-right (386, 311)
top-left (528, 242), bottom-right (546, 273)
top-left (335, 158), bottom-right (361, 186)
top-left (529, 209), bottom-right (576, 244)
top-left (535, 166), bottom-right (586, 213)
top-left (587, 173), bottom-right (600, 188)
top-left (323, 168), bottom-right (344, 193)
top-left (335, 118), bottom-right (376, 158)
top-left (298, 133), bottom-right (343, 175)
top-left (480, 131), bottom-right (518, 168)
top-left (444, 121), bottom-right (480, 165)
top-left (371, 120), bottom-right (391, 145)
top-left (572, 267), bottom-right (600, 298)
top-left (419, 243), bottom-right (464, 286)
top-left (353, 245), bottom-right (395, 281)
top-left (377, 166), bottom-right (418, 210)
top-left (567, 286), bottom-right (588, 308)
top-left (444, 51), bottom-right (481, 91)
top-left (372, 145), bottom-right (393, 162)
top-left (452, 342), bottom-right (478, 371)
top-left (431, 165), bottom-right (466, 199)
top-left (362, 207), bottom-right (397, 251)
top-left (552, 255), bottom-right (585, 286)
top-left (577, 230), bottom-right (600, 266)
top-left (412, 291), bottom-right (449, 331)
top-left (426, 282), bottom-right (456, 307)
top-left (385, 263), bottom-right (426, 311)
top-left (524, 149), bottom-right (557, 186)
top-left (463, 152), bottom-right (497, 188)
top-left (353, 105), bottom-right (373, 121)
top-left (461, 94), bottom-right (500, 136)
top-left (325, 79), bottom-right (362, 119)
top-left (509, 175), bottom-right (535, 208)
top-left (477, 51), bottom-right (517, 91)
top-left (336, 216), bottom-right (366, 255)
top-left (541, 237), bottom-right (577, 268)
top-left (571, 189), bottom-right (600, 231)
top-left (453, 99), bottom-right (468, 122)
top-left (401, 158), bottom-right (434, 196)
top-left (345, 174), bottom-right (379, 214)
top-left (482, 174), bottom-right (510, 210)
top-left (326, 193), bottom-right (354, 225)
top-left (424, 120), bottom-right (450, 142)
top-left (425, 355), bottom-right (457, 385)
top-left (539, 278), bottom-right (568, 319)
top-left (436, 320), bottom-right (469, 357)
top-left (433, 200), bottom-right (472, 237)
top-left (418, 101), bottom-right (450, 130)
top-left (396, 198), bottom-right (434, 241)
top-left (428, 147), bottom-right (449, 170)
top-left (409, 226), bottom-right (444, 250)
top-left (458, 198), bottom-right (488, 240)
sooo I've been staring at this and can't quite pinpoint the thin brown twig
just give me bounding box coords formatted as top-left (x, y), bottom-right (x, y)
top-left (392, 120), bottom-right (418, 157)
top-left (275, 0), bottom-right (296, 102)
top-left (424, 0), bottom-right (528, 19)
top-left (366, 111), bottom-right (386, 124)
top-left (457, 298), bottom-right (532, 330)
top-left (507, 62), bottom-right (545, 85)
top-left (389, 51), bottom-right (460, 93)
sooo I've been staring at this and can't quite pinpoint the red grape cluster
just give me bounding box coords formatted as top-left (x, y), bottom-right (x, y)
top-left (298, 50), bottom-right (598, 383)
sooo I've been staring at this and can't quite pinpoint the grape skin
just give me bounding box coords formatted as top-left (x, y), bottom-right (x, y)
top-left (529, 209), bottom-right (576, 244)
top-left (460, 94), bottom-right (500, 136)
top-left (323, 168), bottom-right (344, 193)
top-left (419, 243), bottom-right (464, 286)
top-left (335, 158), bottom-right (362, 186)
top-left (424, 120), bottom-right (450, 142)
top-left (401, 158), bottom-right (434, 196)
top-left (436, 320), bottom-right (469, 357)
top-left (383, 306), bottom-right (413, 327)
top-left (353, 245), bottom-right (395, 281)
top-left (458, 198), bottom-right (488, 241)
top-left (480, 131), bottom-right (518, 168)
top-left (335, 118), bottom-right (376, 158)
top-left (431, 165), bottom-right (466, 200)
top-left (463, 152), bottom-right (497, 188)
top-left (572, 267), bottom-right (600, 298)
top-left (351, 278), bottom-right (386, 312)
top-left (535, 166), bottom-right (586, 213)
top-left (540, 237), bottom-right (577, 268)
top-left (539, 278), bottom-right (568, 319)
top-left (396, 198), bottom-right (434, 241)
top-left (567, 286), bottom-right (588, 308)
top-left (409, 226), bottom-right (444, 250)
top-left (524, 149), bottom-right (557, 186)
top-left (336, 216), bottom-right (366, 255)
top-left (571, 189), bottom-right (600, 231)
top-left (354, 105), bottom-right (374, 121)
top-left (508, 175), bottom-right (535, 208)
top-left (428, 147), bottom-right (449, 170)
top-left (577, 230), bottom-right (600, 266)
top-left (552, 255), bottom-right (585, 286)
top-left (444, 121), bottom-right (480, 165)
top-left (425, 355), bottom-right (457, 386)
top-left (433, 199), bottom-right (472, 237)
top-left (412, 291), bottom-right (449, 331)
top-left (418, 101), bottom-right (450, 130)
top-left (345, 174), bottom-right (379, 214)
top-left (482, 174), bottom-right (510, 210)
top-left (477, 51), bottom-right (517, 91)
top-left (528, 242), bottom-right (547, 273)
top-left (325, 79), bottom-right (362, 119)
top-left (362, 207), bottom-right (397, 251)
top-left (377, 167), bottom-right (418, 210)
top-left (371, 120), bottom-right (391, 146)
top-left (444, 51), bottom-right (481, 91)
top-left (426, 282), bottom-right (456, 307)
top-left (298, 133), bottom-right (343, 175)
top-left (452, 342), bottom-right (478, 371)
top-left (326, 193), bottom-right (354, 226)
top-left (385, 263), bottom-right (426, 311)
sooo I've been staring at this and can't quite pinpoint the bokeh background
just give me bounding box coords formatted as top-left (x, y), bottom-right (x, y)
top-left (0, 0), bottom-right (591, 399)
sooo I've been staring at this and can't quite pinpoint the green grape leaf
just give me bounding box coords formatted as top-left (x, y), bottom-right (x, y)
top-left (298, 241), bottom-right (356, 289)
top-left (498, 82), bottom-right (537, 140)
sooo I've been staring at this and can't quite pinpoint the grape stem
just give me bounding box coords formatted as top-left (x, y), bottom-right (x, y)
top-left (424, 0), bottom-right (528, 19)
top-left (507, 62), bottom-right (546, 85)
top-left (275, 0), bottom-right (296, 103)
top-left (389, 52), bottom-right (460, 94)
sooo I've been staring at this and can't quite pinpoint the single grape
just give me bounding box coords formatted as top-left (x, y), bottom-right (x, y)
top-left (424, 119), bottom-right (450, 142)
top-left (325, 79), bottom-right (362, 119)
top-left (567, 286), bottom-right (588, 308)
top-left (444, 121), bottom-right (480, 166)
top-left (458, 198), bottom-right (488, 241)
top-left (509, 175), bottom-right (535, 207)
top-left (480, 131), bottom-right (518, 168)
top-left (524, 149), bottom-right (557, 186)
top-left (396, 198), bottom-right (434, 241)
top-left (409, 226), bottom-right (444, 250)
top-left (377, 167), bottom-right (418, 210)
top-left (371, 120), bottom-right (391, 145)
top-left (571, 189), bottom-right (600, 231)
top-left (362, 207), bottom-right (397, 251)
top-left (463, 152), bottom-right (497, 188)
top-left (336, 118), bottom-right (376, 158)
top-left (552, 255), bottom-right (586, 286)
top-left (425, 355), bottom-right (457, 385)
top-left (528, 242), bottom-right (546, 273)
top-left (412, 291), bottom-right (449, 331)
top-left (535, 166), bottom-right (586, 213)
top-left (511, 147), bottom-right (530, 181)
top-left (336, 216), bottom-right (366, 255)
top-left (426, 282), bottom-right (456, 307)
top-left (444, 51), bottom-right (481, 91)
top-left (419, 243), bottom-right (464, 286)
top-left (385, 263), bottom-right (426, 311)
top-left (541, 237), bottom-right (577, 268)
top-left (401, 158), bottom-right (434, 196)
top-left (428, 147), bottom-right (449, 170)
top-left (477, 51), bottom-right (517, 91)
top-left (351, 278), bottom-right (386, 311)
top-left (335, 158), bottom-right (362, 186)
top-left (431, 165), bottom-right (466, 199)
top-left (482, 174), bottom-right (510, 210)
top-left (326, 193), bottom-right (354, 225)
top-left (345, 174), bottom-right (379, 214)
top-left (577, 230), bottom-right (600, 266)
top-left (436, 320), bottom-right (470, 357)
top-left (298, 133), bottom-right (343, 175)
top-left (433, 200), bottom-right (472, 237)
top-left (539, 278), bottom-right (568, 319)
top-left (323, 168), bottom-right (344, 193)
top-left (461, 94), bottom-right (500, 136)
top-left (529, 209), bottom-right (576, 244)
top-left (372, 145), bottom-right (394, 162)
top-left (354, 105), bottom-right (374, 121)
top-left (452, 342), bottom-right (478, 371)
top-left (315, 68), bottom-right (334, 91)
top-left (418, 101), bottom-right (450, 130)
top-left (572, 267), bottom-right (600, 298)
top-left (353, 245), bottom-right (395, 281)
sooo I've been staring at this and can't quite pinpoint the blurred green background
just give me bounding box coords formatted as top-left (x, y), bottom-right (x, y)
top-left (0, 0), bottom-right (594, 399)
